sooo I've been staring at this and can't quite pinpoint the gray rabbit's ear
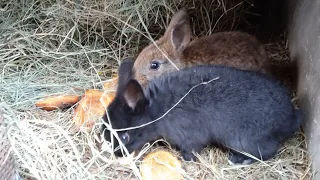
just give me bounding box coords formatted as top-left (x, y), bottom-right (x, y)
top-left (123, 80), bottom-right (148, 112)
top-left (117, 57), bottom-right (134, 95)
top-left (116, 57), bottom-right (148, 112)
top-left (164, 9), bottom-right (192, 54)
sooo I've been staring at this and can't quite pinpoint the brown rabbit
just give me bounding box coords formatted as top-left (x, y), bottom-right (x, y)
top-left (133, 9), bottom-right (270, 87)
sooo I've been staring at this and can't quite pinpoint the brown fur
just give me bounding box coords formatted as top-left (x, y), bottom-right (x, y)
top-left (133, 9), bottom-right (270, 87)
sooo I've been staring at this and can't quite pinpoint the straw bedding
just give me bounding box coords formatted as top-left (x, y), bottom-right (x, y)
top-left (0, 0), bottom-right (313, 179)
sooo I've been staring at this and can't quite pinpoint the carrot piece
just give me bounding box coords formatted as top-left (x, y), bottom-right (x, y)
top-left (72, 89), bottom-right (115, 130)
top-left (140, 150), bottom-right (183, 180)
top-left (35, 95), bottom-right (81, 111)
top-left (103, 76), bottom-right (118, 91)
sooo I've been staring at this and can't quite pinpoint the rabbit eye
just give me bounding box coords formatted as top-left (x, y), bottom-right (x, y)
top-left (121, 132), bottom-right (130, 143)
top-left (150, 61), bottom-right (160, 70)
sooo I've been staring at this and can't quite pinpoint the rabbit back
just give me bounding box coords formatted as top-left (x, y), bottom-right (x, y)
top-left (182, 31), bottom-right (269, 73)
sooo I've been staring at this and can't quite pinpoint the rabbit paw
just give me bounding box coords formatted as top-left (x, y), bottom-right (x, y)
top-left (228, 151), bottom-right (255, 165)
top-left (181, 151), bottom-right (196, 162)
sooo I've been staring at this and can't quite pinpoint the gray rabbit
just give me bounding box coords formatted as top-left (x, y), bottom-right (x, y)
top-left (101, 58), bottom-right (302, 165)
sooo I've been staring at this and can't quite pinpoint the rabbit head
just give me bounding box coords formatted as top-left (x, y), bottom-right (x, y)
top-left (101, 58), bottom-right (157, 155)
top-left (133, 9), bottom-right (193, 87)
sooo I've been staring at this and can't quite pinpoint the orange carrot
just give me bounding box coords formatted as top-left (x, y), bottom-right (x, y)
top-left (140, 150), bottom-right (183, 180)
top-left (72, 89), bottom-right (115, 130)
top-left (35, 95), bottom-right (81, 111)
top-left (103, 76), bottom-right (118, 91)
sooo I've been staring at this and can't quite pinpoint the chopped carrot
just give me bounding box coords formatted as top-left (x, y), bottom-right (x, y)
top-left (103, 76), bottom-right (118, 91)
top-left (35, 95), bottom-right (81, 111)
top-left (140, 150), bottom-right (183, 180)
top-left (72, 89), bottom-right (115, 130)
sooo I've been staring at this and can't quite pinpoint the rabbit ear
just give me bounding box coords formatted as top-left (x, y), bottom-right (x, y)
top-left (123, 79), bottom-right (148, 112)
top-left (117, 57), bottom-right (135, 95)
top-left (165, 9), bottom-right (192, 54)
top-left (117, 57), bottom-right (148, 111)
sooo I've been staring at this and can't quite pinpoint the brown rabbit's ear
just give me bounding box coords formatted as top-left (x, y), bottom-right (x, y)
top-left (165, 9), bottom-right (192, 54)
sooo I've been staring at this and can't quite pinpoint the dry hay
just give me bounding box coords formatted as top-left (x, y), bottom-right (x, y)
top-left (0, 0), bottom-right (314, 179)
